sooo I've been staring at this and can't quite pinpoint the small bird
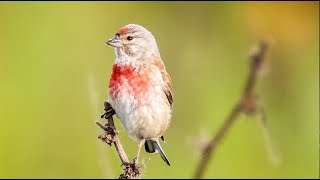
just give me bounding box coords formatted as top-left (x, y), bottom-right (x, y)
top-left (105, 24), bottom-right (173, 166)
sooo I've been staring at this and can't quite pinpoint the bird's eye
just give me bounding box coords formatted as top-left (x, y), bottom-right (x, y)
top-left (127, 36), bottom-right (133, 41)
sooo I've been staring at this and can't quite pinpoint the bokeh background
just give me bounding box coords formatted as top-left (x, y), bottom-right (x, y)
top-left (0, 1), bottom-right (318, 178)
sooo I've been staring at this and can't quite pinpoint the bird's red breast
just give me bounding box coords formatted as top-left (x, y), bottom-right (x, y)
top-left (109, 64), bottom-right (150, 101)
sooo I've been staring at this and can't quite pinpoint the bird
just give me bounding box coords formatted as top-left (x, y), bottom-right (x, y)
top-left (105, 24), bottom-right (173, 166)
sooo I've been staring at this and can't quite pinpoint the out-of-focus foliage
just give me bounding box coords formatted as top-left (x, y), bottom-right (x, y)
top-left (0, 1), bottom-right (318, 178)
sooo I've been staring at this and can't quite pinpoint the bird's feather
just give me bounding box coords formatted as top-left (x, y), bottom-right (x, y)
top-left (144, 139), bottom-right (171, 166)
top-left (153, 58), bottom-right (173, 108)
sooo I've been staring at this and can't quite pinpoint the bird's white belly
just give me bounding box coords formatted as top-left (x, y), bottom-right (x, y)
top-left (109, 81), bottom-right (171, 141)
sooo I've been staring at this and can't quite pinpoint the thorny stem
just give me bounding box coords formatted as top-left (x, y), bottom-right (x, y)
top-left (193, 40), bottom-right (271, 179)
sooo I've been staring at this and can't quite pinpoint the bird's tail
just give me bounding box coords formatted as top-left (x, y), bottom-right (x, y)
top-left (145, 139), bottom-right (171, 166)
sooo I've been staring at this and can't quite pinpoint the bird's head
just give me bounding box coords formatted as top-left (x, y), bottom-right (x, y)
top-left (106, 24), bottom-right (160, 61)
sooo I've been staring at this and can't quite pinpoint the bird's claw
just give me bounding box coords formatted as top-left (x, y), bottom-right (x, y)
top-left (100, 112), bottom-right (106, 119)
top-left (101, 101), bottom-right (116, 119)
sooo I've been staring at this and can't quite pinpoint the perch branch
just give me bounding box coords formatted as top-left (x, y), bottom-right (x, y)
top-left (193, 40), bottom-right (270, 179)
top-left (97, 101), bottom-right (140, 179)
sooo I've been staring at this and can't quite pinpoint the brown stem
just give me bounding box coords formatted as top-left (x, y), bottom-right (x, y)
top-left (97, 102), bottom-right (140, 179)
top-left (243, 67), bottom-right (257, 97)
top-left (193, 40), bottom-right (269, 179)
top-left (109, 118), bottom-right (130, 164)
top-left (108, 117), bottom-right (130, 164)
top-left (193, 104), bottom-right (242, 179)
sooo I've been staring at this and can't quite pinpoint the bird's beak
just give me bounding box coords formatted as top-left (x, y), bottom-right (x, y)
top-left (106, 36), bottom-right (121, 48)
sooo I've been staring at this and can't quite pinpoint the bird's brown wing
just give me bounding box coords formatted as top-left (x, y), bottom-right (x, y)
top-left (153, 58), bottom-right (173, 108)
top-left (153, 58), bottom-right (173, 143)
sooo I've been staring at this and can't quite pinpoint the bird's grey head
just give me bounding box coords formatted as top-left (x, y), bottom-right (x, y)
top-left (106, 24), bottom-right (160, 61)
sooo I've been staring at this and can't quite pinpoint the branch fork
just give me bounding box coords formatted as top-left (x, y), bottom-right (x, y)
top-left (193, 40), bottom-right (274, 178)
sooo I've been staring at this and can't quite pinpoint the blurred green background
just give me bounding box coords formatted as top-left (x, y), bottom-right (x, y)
top-left (0, 1), bottom-right (318, 178)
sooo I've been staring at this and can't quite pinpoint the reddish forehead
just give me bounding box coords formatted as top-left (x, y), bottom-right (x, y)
top-left (117, 26), bottom-right (129, 35)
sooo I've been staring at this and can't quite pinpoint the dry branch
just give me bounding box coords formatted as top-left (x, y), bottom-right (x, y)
top-left (97, 101), bottom-right (140, 179)
top-left (193, 40), bottom-right (271, 179)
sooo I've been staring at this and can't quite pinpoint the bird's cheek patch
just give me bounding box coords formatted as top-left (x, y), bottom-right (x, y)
top-left (124, 45), bottom-right (139, 57)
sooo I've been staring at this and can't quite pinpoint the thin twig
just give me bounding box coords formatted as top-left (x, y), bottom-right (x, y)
top-left (96, 119), bottom-right (130, 164)
top-left (108, 121), bottom-right (130, 165)
top-left (193, 104), bottom-right (242, 179)
top-left (97, 102), bottom-right (140, 179)
top-left (193, 40), bottom-right (270, 179)
top-left (258, 106), bottom-right (281, 166)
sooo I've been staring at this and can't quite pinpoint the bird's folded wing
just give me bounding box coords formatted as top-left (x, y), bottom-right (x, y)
top-left (153, 58), bottom-right (173, 108)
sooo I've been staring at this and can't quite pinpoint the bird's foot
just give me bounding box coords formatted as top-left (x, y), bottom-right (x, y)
top-left (101, 101), bottom-right (115, 119)
top-left (132, 157), bottom-right (150, 168)
top-left (96, 122), bottom-right (117, 146)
